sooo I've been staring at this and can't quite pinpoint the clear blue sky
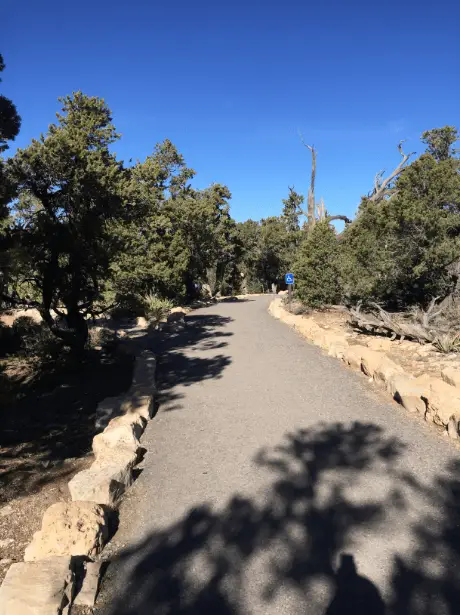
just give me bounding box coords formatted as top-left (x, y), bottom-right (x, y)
top-left (3, 0), bottom-right (459, 224)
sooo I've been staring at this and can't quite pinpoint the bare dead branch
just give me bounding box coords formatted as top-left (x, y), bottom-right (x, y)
top-left (348, 299), bottom-right (450, 344)
top-left (326, 214), bottom-right (352, 225)
top-left (298, 130), bottom-right (317, 229)
top-left (369, 140), bottom-right (416, 204)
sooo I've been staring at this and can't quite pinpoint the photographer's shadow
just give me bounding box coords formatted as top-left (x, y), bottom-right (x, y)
top-left (325, 554), bottom-right (385, 615)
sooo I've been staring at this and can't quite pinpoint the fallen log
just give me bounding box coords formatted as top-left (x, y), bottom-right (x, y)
top-left (348, 300), bottom-right (450, 344)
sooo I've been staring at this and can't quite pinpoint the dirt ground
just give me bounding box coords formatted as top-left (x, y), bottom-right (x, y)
top-left (0, 348), bottom-right (134, 584)
top-left (311, 308), bottom-right (460, 378)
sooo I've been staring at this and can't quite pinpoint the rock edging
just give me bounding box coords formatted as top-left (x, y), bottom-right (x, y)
top-left (269, 297), bottom-right (460, 439)
top-left (0, 349), bottom-right (156, 613)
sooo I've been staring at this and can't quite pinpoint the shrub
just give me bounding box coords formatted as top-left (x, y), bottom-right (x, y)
top-left (87, 327), bottom-right (119, 352)
top-left (142, 293), bottom-right (173, 325)
top-left (11, 316), bottom-right (63, 359)
top-left (293, 222), bottom-right (342, 308)
top-left (433, 333), bottom-right (460, 354)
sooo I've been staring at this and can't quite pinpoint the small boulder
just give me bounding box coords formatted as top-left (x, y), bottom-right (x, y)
top-left (95, 395), bottom-right (124, 432)
top-left (442, 366), bottom-right (460, 389)
top-left (390, 374), bottom-right (427, 414)
top-left (0, 557), bottom-right (74, 615)
top-left (344, 345), bottom-right (365, 370)
top-left (133, 350), bottom-right (156, 387)
top-left (365, 337), bottom-right (394, 352)
top-left (68, 452), bottom-right (137, 507)
top-left (416, 375), bottom-right (460, 426)
top-left (360, 348), bottom-right (384, 378)
top-left (93, 422), bottom-right (141, 460)
top-left (327, 339), bottom-right (349, 360)
top-left (24, 502), bottom-right (108, 562)
top-left (373, 357), bottom-right (404, 391)
top-left (103, 413), bottom-right (146, 439)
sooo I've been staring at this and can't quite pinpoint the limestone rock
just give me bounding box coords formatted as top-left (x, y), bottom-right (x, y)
top-left (133, 350), bottom-right (156, 387)
top-left (316, 330), bottom-right (346, 351)
top-left (365, 337), bottom-right (394, 352)
top-left (93, 422), bottom-right (141, 459)
top-left (167, 311), bottom-right (185, 323)
top-left (448, 416), bottom-right (459, 439)
top-left (68, 452), bottom-right (137, 507)
top-left (171, 306), bottom-right (190, 314)
top-left (95, 395), bottom-right (124, 432)
top-left (105, 412), bottom-right (146, 437)
top-left (416, 375), bottom-right (460, 426)
top-left (327, 339), bottom-right (349, 360)
top-left (442, 366), bottom-right (460, 389)
top-left (136, 316), bottom-right (148, 328)
top-left (344, 345), bottom-right (365, 370)
top-left (390, 374), bottom-right (427, 414)
top-left (74, 561), bottom-right (102, 607)
top-left (0, 557), bottom-right (74, 615)
top-left (373, 357), bottom-right (404, 391)
top-left (24, 502), bottom-right (108, 562)
top-left (360, 348), bottom-right (384, 377)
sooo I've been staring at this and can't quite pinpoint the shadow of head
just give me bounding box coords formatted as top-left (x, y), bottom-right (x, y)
top-left (325, 554), bottom-right (385, 615)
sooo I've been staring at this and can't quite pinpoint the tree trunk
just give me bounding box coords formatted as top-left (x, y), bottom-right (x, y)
top-left (307, 145), bottom-right (317, 229)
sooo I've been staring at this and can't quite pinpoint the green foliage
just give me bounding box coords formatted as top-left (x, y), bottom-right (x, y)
top-left (4, 92), bottom-right (124, 350)
top-left (237, 191), bottom-right (303, 292)
top-left (294, 221), bottom-right (342, 307)
top-left (282, 187), bottom-right (304, 233)
top-left (341, 151), bottom-right (460, 307)
top-left (142, 293), bottom-right (173, 324)
top-left (110, 143), bottom-right (239, 301)
top-left (11, 316), bottom-right (63, 358)
top-left (421, 126), bottom-right (459, 162)
top-left (0, 54), bottom-right (21, 153)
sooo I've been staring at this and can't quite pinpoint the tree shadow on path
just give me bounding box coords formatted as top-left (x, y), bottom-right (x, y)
top-left (97, 421), bottom-right (428, 614)
top-left (153, 313), bottom-right (233, 413)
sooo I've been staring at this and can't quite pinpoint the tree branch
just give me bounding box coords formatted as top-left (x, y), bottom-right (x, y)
top-left (326, 214), bottom-right (352, 224)
top-left (0, 292), bottom-right (41, 309)
top-left (369, 140), bottom-right (415, 204)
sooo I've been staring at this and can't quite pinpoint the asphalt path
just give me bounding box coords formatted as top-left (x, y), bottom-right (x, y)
top-left (96, 296), bottom-right (460, 615)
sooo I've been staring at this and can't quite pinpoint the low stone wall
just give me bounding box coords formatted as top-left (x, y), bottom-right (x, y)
top-left (269, 298), bottom-right (460, 440)
top-left (0, 349), bottom-right (156, 613)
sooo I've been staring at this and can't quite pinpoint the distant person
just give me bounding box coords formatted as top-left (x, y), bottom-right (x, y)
top-left (325, 554), bottom-right (385, 615)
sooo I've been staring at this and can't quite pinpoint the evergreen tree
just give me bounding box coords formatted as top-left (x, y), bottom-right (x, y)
top-left (294, 221), bottom-right (341, 307)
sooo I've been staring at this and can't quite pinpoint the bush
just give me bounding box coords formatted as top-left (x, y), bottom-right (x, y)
top-left (293, 222), bottom-right (342, 308)
top-left (87, 327), bottom-right (119, 352)
top-left (109, 295), bottom-right (145, 320)
top-left (433, 333), bottom-right (460, 354)
top-left (142, 293), bottom-right (173, 325)
top-left (11, 316), bottom-right (63, 359)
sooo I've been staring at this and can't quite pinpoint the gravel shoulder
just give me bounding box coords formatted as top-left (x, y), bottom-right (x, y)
top-left (96, 296), bottom-right (460, 615)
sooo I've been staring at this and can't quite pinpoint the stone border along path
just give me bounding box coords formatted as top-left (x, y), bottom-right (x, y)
top-left (269, 297), bottom-right (460, 441)
top-left (0, 343), bottom-right (159, 615)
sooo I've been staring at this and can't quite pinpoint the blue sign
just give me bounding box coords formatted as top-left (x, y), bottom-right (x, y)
top-left (285, 273), bottom-right (295, 285)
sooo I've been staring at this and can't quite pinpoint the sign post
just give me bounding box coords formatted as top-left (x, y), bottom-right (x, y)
top-left (285, 273), bottom-right (295, 311)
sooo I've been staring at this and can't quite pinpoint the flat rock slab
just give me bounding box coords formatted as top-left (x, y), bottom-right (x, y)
top-left (0, 556), bottom-right (73, 615)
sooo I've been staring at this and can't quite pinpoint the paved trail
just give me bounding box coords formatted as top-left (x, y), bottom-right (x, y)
top-left (97, 296), bottom-right (460, 615)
